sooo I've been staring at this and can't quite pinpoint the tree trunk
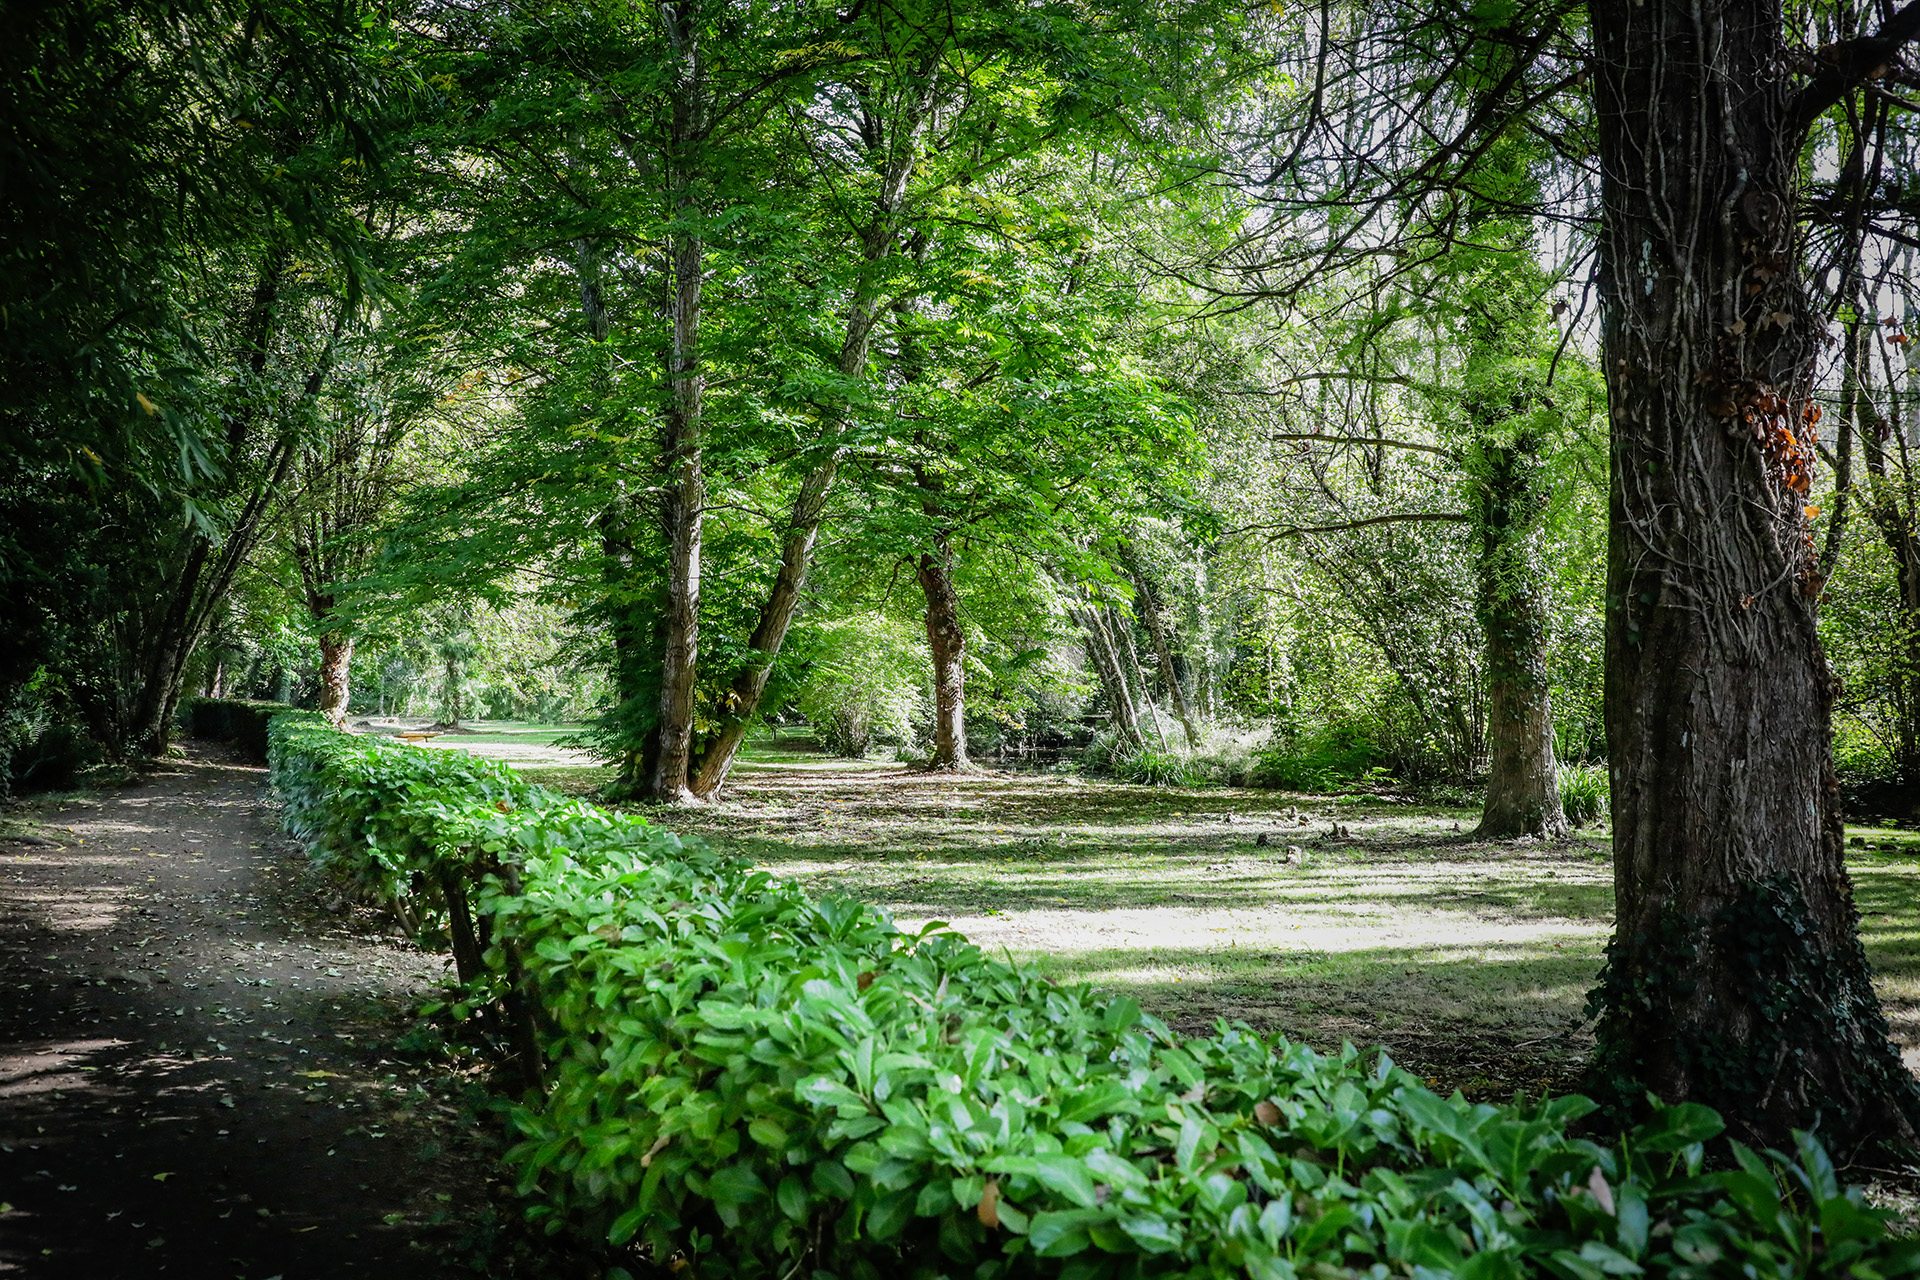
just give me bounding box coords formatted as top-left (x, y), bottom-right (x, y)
top-left (317, 633), bottom-right (353, 729)
top-left (1110, 607), bottom-right (1166, 749)
top-left (442, 650), bottom-right (464, 727)
top-left (689, 460), bottom-right (837, 797)
top-left (1074, 603), bottom-right (1144, 750)
top-left (644, 234), bottom-right (704, 805)
top-left (687, 63), bottom-right (940, 802)
top-left (918, 534), bottom-right (969, 770)
top-left (643, 10), bottom-right (706, 805)
top-left (1473, 439), bottom-right (1567, 839)
top-left (1587, 0), bottom-right (1920, 1157)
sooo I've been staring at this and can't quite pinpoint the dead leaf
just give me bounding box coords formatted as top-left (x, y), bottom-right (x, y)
top-left (1253, 1100), bottom-right (1282, 1126)
top-left (978, 1178), bottom-right (1001, 1229)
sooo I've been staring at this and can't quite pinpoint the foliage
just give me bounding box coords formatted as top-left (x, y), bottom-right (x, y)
top-left (1251, 725), bottom-right (1387, 794)
top-left (270, 715), bottom-right (1920, 1278)
top-left (1585, 874), bottom-right (1920, 1157)
top-left (1080, 725), bottom-right (1284, 789)
top-left (1559, 764), bottom-right (1611, 829)
top-left (791, 614), bottom-right (931, 759)
top-left (1, 0), bottom-right (420, 759)
top-left (1821, 522), bottom-right (1916, 798)
top-left (0, 672), bottom-right (98, 797)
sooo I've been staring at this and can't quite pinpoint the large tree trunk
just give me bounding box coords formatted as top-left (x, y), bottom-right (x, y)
top-left (1587, 0), bottom-right (1920, 1156)
top-left (643, 9), bottom-right (706, 805)
top-left (317, 633), bottom-right (353, 728)
top-left (1473, 439), bottom-right (1567, 838)
top-left (918, 533), bottom-right (970, 770)
top-left (645, 233), bottom-right (704, 804)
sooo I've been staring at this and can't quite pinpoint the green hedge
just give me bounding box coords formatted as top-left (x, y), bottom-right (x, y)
top-left (184, 696), bottom-right (297, 762)
top-left (266, 712), bottom-right (1920, 1279)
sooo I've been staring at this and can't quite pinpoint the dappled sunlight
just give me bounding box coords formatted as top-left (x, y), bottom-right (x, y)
top-left (0, 1038), bottom-right (133, 1099)
top-left (1, 875), bottom-right (140, 932)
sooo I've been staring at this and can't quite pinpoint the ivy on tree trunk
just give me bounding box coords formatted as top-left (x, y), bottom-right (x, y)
top-left (1587, 0), bottom-right (1920, 1157)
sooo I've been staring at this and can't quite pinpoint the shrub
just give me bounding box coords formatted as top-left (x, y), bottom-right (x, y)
top-left (267, 714), bottom-right (1920, 1279)
top-left (1250, 725), bottom-right (1384, 792)
top-left (184, 696), bottom-right (297, 763)
top-left (1, 673), bottom-right (97, 796)
top-left (1560, 762), bottom-right (1610, 828)
top-left (793, 614), bottom-right (928, 758)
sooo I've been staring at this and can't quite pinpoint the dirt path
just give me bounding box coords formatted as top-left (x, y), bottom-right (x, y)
top-left (0, 747), bottom-right (500, 1278)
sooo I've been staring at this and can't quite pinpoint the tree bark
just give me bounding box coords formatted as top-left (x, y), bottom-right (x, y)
top-left (441, 649), bottom-right (465, 727)
top-left (317, 633), bottom-right (353, 728)
top-left (918, 532), bottom-right (970, 770)
top-left (1110, 606), bottom-right (1167, 749)
top-left (1473, 439), bottom-right (1568, 839)
top-left (1587, 0), bottom-right (1920, 1156)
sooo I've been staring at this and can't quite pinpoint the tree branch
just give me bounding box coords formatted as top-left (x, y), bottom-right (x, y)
top-left (1792, 3), bottom-right (1920, 136)
top-left (1228, 511), bottom-right (1471, 539)
top-left (1263, 431), bottom-right (1456, 458)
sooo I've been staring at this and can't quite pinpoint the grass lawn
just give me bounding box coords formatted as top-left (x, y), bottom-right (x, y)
top-left (470, 736), bottom-right (1920, 1100)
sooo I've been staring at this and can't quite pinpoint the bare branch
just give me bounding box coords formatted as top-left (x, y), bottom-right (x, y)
top-left (1228, 510), bottom-right (1471, 539)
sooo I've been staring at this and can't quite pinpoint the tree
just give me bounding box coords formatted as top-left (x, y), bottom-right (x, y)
top-left (0, 0), bottom-right (407, 760)
top-left (286, 312), bottom-right (433, 727)
top-left (685, 0), bottom-right (1160, 797)
top-left (1585, 0), bottom-right (1920, 1155)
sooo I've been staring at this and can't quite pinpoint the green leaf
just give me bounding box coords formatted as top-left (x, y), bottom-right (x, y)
top-left (777, 1174), bottom-right (809, 1223)
top-left (748, 1117), bottom-right (789, 1150)
top-left (1118, 1214), bottom-right (1182, 1253)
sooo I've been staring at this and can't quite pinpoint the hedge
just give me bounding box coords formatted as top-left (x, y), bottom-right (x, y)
top-left (266, 712), bottom-right (1920, 1279)
top-left (184, 696), bottom-right (297, 762)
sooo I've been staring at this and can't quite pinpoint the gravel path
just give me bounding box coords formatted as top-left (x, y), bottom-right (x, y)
top-left (0, 747), bottom-right (500, 1278)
